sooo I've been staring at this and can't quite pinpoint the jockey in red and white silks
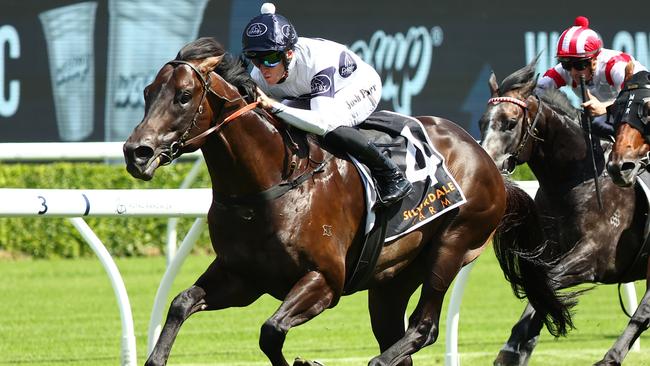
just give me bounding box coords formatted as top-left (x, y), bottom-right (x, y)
top-left (536, 16), bottom-right (647, 137)
top-left (538, 48), bottom-right (646, 103)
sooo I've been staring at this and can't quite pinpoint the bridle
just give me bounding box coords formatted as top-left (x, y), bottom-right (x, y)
top-left (160, 60), bottom-right (259, 164)
top-left (487, 94), bottom-right (544, 173)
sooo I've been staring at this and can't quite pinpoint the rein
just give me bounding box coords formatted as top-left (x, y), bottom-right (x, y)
top-left (183, 102), bottom-right (259, 146)
top-left (488, 95), bottom-right (544, 172)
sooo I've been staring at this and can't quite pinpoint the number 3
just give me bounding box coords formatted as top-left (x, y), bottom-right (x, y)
top-left (37, 196), bottom-right (48, 215)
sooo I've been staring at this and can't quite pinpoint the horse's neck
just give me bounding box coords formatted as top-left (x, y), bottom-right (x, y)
top-left (202, 106), bottom-right (290, 196)
top-left (528, 104), bottom-right (590, 187)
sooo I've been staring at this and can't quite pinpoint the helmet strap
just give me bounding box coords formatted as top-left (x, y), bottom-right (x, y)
top-left (277, 49), bottom-right (293, 84)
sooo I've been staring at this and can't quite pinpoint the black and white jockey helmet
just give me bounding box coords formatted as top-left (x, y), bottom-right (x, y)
top-left (242, 3), bottom-right (298, 55)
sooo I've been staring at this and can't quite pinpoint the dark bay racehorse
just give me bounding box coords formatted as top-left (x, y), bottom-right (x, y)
top-left (124, 37), bottom-right (573, 366)
top-left (607, 70), bottom-right (650, 187)
top-left (479, 60), bottom-right (650, 366)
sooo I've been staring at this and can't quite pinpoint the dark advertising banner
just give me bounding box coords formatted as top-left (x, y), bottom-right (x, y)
top-left (1, 0), bottom-right (649, 142)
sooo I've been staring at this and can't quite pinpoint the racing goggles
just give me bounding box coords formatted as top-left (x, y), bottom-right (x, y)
top-left (245, 51), bottom-right (283, 68)
top-left (559, 58), bottom-right (592, 71)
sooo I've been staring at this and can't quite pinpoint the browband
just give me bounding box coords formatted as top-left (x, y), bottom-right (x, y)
top-left (487, 96), bottom-right (528, 109)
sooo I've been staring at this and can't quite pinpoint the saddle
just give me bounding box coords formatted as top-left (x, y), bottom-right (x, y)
top-left (341, 110), bottom-right (467, 293)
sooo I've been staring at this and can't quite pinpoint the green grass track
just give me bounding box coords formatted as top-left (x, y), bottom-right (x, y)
top-left (1, 253), bottom-right (648, 365)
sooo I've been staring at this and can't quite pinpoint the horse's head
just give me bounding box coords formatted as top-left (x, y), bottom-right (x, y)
top-left (479, 59), bottom-right (540, 174)
top-left (123, 55), bottom-right (223, 180)
top-left (607, 71), bottom-right (650, 186)
top-left (123, 38), bottom-right (255, 180)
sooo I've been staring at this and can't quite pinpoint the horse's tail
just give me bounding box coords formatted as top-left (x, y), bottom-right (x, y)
top-left (493, 178), bottom-right (577, 337)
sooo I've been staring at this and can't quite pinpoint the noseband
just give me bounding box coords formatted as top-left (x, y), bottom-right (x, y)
top-left (161, 60), bottom-right (258, 163)
top-left (487, 95), bottom-right (543, 173)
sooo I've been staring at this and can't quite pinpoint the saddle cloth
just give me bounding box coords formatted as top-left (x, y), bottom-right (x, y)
top-left (353, 110), bottom-right (467, 242)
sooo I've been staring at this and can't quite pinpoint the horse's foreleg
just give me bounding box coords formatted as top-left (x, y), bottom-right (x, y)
top-left (145, 259), bottom-right (261, 366)
top-left (260, 271), bottom-right (337, 366)
top-left (145, 285), bottom-right (207, 366)
top-left (493, 303), bottom-right (543, 366)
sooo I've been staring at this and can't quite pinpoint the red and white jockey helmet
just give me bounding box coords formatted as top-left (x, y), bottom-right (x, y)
top-left (556, 16), bottom-right (602, 59)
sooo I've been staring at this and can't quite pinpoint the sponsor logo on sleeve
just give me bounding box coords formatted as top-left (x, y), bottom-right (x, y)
top-left (246, 23), bottom-right (268, 37)
top-left (339, 51), bottom-right (357, 78)
top-left (311, 67), bottom-right (335, 97)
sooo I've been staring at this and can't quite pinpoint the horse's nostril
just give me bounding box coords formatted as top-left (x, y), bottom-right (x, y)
top-left (134, 145), bottom-right (154, 163)
top-left (621, 161), bottom-right (636, 173)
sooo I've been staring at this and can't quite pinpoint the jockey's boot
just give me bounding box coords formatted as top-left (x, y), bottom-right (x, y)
top-left (324, 126), bottom-right (413, 206)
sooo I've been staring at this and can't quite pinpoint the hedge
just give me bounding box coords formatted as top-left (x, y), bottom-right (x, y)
top-left (0, 161), bottom-right (213, 259)
top-left (0, 161), bottom-right (535, 259)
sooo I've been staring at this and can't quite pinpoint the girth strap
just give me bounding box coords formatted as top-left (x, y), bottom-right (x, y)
top-left (343, 208), bottom-right (388, 295)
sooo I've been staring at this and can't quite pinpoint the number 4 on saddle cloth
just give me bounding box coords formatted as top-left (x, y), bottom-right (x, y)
top-left (340, 111), bottom-right (467, 293)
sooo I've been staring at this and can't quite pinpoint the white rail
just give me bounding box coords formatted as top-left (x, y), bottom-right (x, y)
top-left (0, 188), bottom-right (208, 366)
top-left (0, 141), bottom-right (205, 262)
top-left (0, 142), bottom-right (200, 161)
top-left (0, 188), bottom-right (211, 217)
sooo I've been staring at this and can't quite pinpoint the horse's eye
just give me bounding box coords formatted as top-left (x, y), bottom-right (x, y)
top-left (503, 118), bottom-right (518, 131)
top-left (178, 91), bottom-right (192, 105)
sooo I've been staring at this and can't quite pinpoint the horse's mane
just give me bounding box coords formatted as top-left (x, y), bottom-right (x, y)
top-left (538, 88), bottom-right (580, 120)
top-left (176, 37), bottom-right (257, 103)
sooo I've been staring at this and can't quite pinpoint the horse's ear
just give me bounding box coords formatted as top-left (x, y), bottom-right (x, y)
top-left (529, 52), bottom-right (542, 69)
top-left (520, 77), bottom-right (537, 97)
top-left (198, 55), bottom-right (224, 74)
top-left (488, 71), bottom-right (499, 97)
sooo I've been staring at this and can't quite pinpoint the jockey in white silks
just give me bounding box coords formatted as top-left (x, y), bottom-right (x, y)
top-left (241, 3), bottom-right (412, 206)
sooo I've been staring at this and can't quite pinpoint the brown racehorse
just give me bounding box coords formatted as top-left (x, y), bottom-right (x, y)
top-left (607, 70), bottom-right (650, 187)
top-left (480, 60), bottom-right (650, 366)
top-left (123, 37), bottom-right (573, 366)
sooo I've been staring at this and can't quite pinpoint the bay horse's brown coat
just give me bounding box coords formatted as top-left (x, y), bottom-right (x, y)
top-left (124, 38), bottom-right (572, 366)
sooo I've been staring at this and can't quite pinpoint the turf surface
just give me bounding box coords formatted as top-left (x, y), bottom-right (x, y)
top-left (0, 253), bottom-right (648, 365)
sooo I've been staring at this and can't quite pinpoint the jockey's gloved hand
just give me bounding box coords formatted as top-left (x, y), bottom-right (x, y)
top-left (255, 87), bottom-right (276, 110)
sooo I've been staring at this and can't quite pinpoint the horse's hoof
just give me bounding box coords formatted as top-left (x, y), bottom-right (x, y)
top-left (293, 357), bottom-right (325, 366)
top-left (494, 350), bottom-right (521, 366)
